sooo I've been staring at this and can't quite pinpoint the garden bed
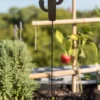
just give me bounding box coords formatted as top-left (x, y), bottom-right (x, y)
top-left (33, 84), bottom-right (100, 100)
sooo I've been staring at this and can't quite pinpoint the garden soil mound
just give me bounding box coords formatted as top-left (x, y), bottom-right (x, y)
top-left (33, 84), bottom-right (100, 100)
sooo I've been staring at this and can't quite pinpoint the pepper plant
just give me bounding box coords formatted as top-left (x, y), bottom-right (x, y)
top-left (55, 29), bottom-right (98, 92)
top-left (55, 29), bottom-right (98, 64)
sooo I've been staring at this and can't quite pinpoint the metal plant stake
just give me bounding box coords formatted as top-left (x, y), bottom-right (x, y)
top-left (39, 0), bottom-right (63, 99)
top-left (39, 0), bottom-right (63, 21)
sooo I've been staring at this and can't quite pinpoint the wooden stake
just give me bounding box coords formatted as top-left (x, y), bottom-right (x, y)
top-left (72, 0), bottom-right (77, 93)
top-left (96, 63), bottom-right (100, 90)
top-left (34, 27), bottom-right (37, 50)
top-left (30, 67), bottom-right (100, 79)
top-left (32, 18), bottom-right (100, 26)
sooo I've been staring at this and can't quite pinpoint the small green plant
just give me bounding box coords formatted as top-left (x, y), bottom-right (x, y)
top-left (0, 40), bottom-right (39, 100)
top-left (55, 29), bottom-right (98, 92)
top-left (55, 30), bottom-right (98, 65)
top-left (82, 73), bottom-right (96, 80)
top-left (0, 22), bottom-right (39, 100)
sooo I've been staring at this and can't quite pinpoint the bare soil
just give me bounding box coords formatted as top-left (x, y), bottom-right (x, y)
top-left (33, 84), bottom-right (100, 100)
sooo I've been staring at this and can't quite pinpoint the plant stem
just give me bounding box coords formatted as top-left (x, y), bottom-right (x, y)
top-left (77, 67), bottom-right (83, 93)
top-left (52, 96), bottom-right (55, 100)
top-left (21, 96), bottom-right (24, 100)
top-left (15, 96), bottom-right (18, 100)
top-left (4, 94), bottom-right (6, 100)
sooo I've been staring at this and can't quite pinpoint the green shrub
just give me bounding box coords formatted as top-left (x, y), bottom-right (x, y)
top-left (0, 39), bottom-right (38, 100)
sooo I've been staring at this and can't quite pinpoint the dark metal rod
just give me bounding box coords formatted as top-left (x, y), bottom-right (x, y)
top-left (51, 21), bottom-right (54, 99)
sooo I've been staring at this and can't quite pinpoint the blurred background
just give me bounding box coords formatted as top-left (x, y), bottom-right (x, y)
top-left (0, 0), bottom-right (100, 67)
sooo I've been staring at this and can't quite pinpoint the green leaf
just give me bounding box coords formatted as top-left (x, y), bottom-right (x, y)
top-left (82, 39), bottom-right (87, 47)
top-left (68, 34), bottom-right (78, 40)
top-left (79, 48), bottom-right (85, 58)
top-left (65, 39), bottom-right (72, 51)
top-left (81, 34), bottom-right (92, 40)
top-left (84, 35), bottom-right (92, 40)
top-left (89, 42), bottom-right (98, 56)
top-left (55, 30), bottom-right (64, 44)
top-left (88, 31), bottom-right (93, 35)
top-left (68, 48), bottom-right (74, 55)
top-left (95, 5), bottom-right (100, 16)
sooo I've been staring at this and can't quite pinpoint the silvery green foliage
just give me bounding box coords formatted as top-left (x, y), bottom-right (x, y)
top-left (0, 40), bottom-right (13, 100)
top-left (0, 40), bottom-right (38, 100)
